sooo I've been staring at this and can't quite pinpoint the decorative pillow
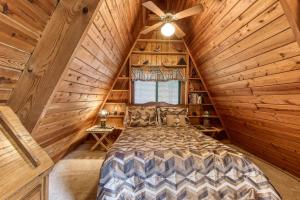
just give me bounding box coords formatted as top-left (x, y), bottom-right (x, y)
top-left (158, 107), bottom-right (188, 125)
top-left (166, 115), bottom-right (186, 127)
top-left (124, 106), bottom-right (157, 127)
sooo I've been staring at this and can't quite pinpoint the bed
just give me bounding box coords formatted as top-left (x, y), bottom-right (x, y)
top-left (97, 125), bottom-right (280, 200)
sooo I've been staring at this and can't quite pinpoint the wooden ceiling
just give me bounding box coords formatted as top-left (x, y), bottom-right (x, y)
top-left (0, 0), bottom-right (58, 104)
top-left (0, 0), bottom-right (299, 177)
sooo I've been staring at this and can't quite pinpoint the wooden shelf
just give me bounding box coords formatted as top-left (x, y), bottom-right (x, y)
top-left (194, 125), bottom-right (224, 133)
top-left (117, 77), bottom-right (129, 80)
top-left (111, 89), bottom-right (128, 92)
top-left (105, 102), bottom-right (127, 105)
top-left (188, 115), bottom-right (219, 118)
top-left (189, 78), bottom-right (201, 80)
top-left (188, 104), bottom-right (213, 106)
top-left (189, 91), bottom-right (208, 93)
top-left (132, 51), bottom-right (188, 55)
top-left (132, 64), bottom-right (187, 68)
top-left (205, 115), bottom-right (220, 118)
top-left (107, 115), bottom-right (125, 118)
top-left (137, 39), bottom-right (184, 43)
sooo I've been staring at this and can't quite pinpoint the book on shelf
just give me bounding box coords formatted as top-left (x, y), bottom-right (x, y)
top-left (188, 93), bottom-right (202, 104)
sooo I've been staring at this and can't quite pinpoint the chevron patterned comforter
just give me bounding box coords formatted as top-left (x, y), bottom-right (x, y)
top-left (97, 126), bottom-right (280, 200)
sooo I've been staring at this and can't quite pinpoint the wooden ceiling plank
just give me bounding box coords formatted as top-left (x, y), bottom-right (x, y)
top-left (189, 0), bottom-right (239, 49)
top-left (194, 0), bottom-right (281, 63)
top-left (8, 0), bottom-right (104, 132)
top-left (88, 24), bottom-right (122, 64)
top-left (0, 43), bottom-right (30, 70)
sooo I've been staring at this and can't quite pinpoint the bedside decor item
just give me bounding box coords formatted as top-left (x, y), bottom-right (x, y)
top-left (99, 109), bottom-right (108, 128)
top-left (202, 111), bottom-right (211, 127)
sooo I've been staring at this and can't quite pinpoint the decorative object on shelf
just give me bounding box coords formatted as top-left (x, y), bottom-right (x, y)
top-left (176, 47), bottom-right (183, 52)
top-left (197, 95), bottom-right (202, 104)
top-left (137, 45), bottom-right (146, 51)
top-left (189, 84), bottom-right (195, 91)
top-left (142, 60), bottom-right (149, 65)
top-left (177, 57), bottom-right (187, 65)
top-left (189, 93), bottom-right (202, 104)
top-left (191, 68), bottom-right (197, 78)
top-left (113, 106), bottom-right (118, 115)
top-left (99, 109), bottom-right (109, 128)
top-left (202, 111), bottom-right (211, 128)
top-left (153, 46), bottom-right (161, 52)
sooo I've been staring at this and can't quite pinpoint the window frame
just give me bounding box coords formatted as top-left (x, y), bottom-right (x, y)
top-left (133, 80), bottom-right (181, 104)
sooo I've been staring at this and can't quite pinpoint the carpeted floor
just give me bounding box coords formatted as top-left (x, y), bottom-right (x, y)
top-left (49, 141), bottom-right (300, 200)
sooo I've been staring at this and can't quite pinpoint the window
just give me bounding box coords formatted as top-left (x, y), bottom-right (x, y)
top-left (134, 81), bottom-right (156, 104)
top-left (134, 80), bottom-right (180, 104)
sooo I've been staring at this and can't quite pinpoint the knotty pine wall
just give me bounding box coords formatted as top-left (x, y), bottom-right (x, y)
top-left (185, 0), bottom-right (300, 177)
top-left (31, 0), bottom-right (143, 161)
top-left (0, 1), bottom-right (57, 104)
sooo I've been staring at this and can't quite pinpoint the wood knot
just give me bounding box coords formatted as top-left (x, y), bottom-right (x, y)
top-left (27, 68), bottom-right (33, 73)
top-left (82, 6), bottom-right (89, 14)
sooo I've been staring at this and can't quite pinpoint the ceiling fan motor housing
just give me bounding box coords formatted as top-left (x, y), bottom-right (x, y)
top-left (161, 13), bottom-right (176, 22)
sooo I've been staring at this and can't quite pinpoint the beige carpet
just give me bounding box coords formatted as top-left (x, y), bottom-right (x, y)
top-left (49, 143), bottom-right (106, 200)
top-left (49, 142), bottom-right (300, 200)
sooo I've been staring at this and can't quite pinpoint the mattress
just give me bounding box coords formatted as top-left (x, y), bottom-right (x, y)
top-left (97, 126), bottom-right (281, 200)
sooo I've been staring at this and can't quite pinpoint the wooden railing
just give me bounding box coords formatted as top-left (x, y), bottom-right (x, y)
top-left (0, 111), bottom-right (40, 168)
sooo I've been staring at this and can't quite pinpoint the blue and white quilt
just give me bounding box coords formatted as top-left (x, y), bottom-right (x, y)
top-left (97, 126), bottom-right (280, 200)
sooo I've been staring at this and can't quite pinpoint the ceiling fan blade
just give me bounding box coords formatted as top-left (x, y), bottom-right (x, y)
top-left (140, 22), bottom-right (164, 35)
top-left (142, 1), bottom-right (165, 17)
top-left (172, 23), bottom-right (186, 38)
top-left (174, 4), bottom-right (203, 20)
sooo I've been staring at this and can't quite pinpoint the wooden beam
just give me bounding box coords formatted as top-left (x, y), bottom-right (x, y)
top-left (8, 0), bottom-right (103, 132)
top-left (280, 0), bottom-right (300, 46)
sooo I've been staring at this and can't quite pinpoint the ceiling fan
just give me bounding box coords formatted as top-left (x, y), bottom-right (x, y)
top-left (141, 1), bottom-right (203, 38)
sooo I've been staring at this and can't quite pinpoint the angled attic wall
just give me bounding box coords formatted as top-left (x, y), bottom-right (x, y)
top-left (0, 1), bottom-right (57, 104)
top-left (30, 0), bottom-right (143, 161)
top-left (186, 0), bottom-right (300, 177)
top-left (8, 0), bottom-right (102, 132)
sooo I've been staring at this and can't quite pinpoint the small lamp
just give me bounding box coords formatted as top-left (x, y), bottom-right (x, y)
top-left (99, 109), bottom-right (108, 128)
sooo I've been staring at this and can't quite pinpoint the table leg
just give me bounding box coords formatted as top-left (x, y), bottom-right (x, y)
top-left (91, 132), bottom-right (110, 151)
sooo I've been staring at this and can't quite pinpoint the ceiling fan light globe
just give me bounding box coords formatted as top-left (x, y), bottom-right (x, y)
top-left (161, 23), bottom-right (175, 37)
